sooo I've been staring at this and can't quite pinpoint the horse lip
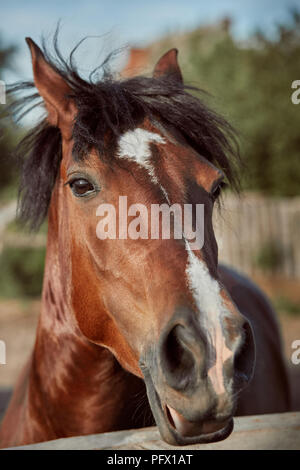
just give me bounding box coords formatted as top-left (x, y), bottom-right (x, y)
top-left (164, 404), bottom-right (230, 438)
top-left (141, 364), bottom-right (234, 446)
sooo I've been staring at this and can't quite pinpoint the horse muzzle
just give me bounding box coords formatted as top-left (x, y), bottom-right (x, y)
top-left (140, 362), bottom-right (234, 445)
top-left (140, 306), bottom-right (255, 446)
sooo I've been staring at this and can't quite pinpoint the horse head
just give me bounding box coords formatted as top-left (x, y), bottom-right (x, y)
top-left (23, 38), bottom-right (255, 445)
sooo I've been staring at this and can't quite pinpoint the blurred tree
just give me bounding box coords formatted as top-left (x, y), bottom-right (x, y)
top-left (0, 34), bottom-right (19, 201)
top-left (184, 10), bottom-right (300, 196)
top-left (0, 245), bottom-right (45, 297)
top-left (2, 14), bottom-right (300, 198)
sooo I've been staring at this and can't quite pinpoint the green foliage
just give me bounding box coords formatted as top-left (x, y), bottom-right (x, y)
top-left (254, 240), bottom-right (285, 272)
top-left (0, 33), bottom-right (20, 199)
top-left (274, 295), bottom-right (300, 316)
top-left (6, 219), bottom-right (48, 234)
top-left (0, 246), bottom-right (45, 298)
top-left (183, 11), bottom-right (300, 196)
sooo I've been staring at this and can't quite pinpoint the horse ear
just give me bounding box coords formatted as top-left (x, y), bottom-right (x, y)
top-left (153, 48), bottom-right (183, 83)
top-left (25, 37), bottom-right (76, 140)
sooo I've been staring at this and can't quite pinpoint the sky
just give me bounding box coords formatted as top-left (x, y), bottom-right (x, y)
top-left (1, 0), bottom-right (298, 83)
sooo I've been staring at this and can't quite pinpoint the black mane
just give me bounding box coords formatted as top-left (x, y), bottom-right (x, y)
top-left (4, 35), bottom-right (240, 230)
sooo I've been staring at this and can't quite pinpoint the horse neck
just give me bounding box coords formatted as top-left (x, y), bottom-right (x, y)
top-left (0, 197), bottom-right (147, 447)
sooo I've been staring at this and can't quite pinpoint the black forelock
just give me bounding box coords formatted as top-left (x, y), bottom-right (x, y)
top-left (3, 33), bottom-right (240, 230)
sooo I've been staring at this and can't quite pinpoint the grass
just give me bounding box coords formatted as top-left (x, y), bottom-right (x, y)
top-left (0, 184), bottom-right (18, 206)
top-left (273, 296), bottom-right (300, 316)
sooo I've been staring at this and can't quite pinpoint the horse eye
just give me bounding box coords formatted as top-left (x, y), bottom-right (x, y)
top-left (211, 181), bottom-right (226, 200)
top-left (69, 178), bottom-right (95, 197)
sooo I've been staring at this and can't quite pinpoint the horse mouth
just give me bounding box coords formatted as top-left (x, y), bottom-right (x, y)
top-left (141, 366), bottom-right (234, 446)
top-left (164, 404), bottom-right (232, 439)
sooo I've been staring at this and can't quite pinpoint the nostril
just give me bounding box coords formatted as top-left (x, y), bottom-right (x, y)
top-left (161, 325), bottom-right (195, 391)
top-left (234, 321), bottom-right (255, 388)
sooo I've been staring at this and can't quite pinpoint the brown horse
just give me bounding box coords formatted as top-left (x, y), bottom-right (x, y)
top-left (0, 36), bottom-right (290, 448)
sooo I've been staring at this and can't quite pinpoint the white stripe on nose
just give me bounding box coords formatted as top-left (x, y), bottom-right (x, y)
top-left (185, 241), bottom-right (234, 395)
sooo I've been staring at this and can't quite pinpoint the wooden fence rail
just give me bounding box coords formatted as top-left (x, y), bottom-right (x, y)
top-left (5, 412), bottom-right (300, 450)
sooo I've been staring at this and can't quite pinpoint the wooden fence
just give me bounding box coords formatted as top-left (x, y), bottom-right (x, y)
top-left (214, 193), bottom-right (300, 279)
top-left (6, 412), bottom-right (300, 450)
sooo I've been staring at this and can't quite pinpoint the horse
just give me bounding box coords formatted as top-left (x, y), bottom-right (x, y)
top-left (0, 36), bottom-right (291, 448)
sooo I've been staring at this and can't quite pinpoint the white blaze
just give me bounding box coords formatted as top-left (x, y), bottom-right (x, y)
top-left (185, 241), bottom-right (233, 395)
top-left (117, 128), bottom-right (169, 201)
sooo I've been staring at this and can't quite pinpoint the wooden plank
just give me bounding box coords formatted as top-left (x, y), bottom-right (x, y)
top-left (5, 412), bottom-right (300, 450)
top-left (214, 194), bottom-right (300, 280)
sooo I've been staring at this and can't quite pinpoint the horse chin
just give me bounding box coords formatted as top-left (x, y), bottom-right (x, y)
top-left (142, 367), bottom-right (234, 446)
